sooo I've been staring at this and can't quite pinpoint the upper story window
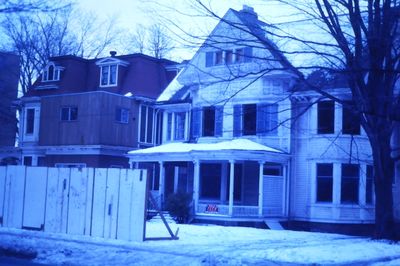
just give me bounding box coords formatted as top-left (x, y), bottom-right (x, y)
top-left (233, 103), bottom-right (278, 137)
top-left (100, 65), bottom-right (117, 87)
top-left (205, 47), bottom-right (252, 67)
top-left (25, 108), bottom-right (35, 134)
top-left (342, 102), bottom-right (360, 135)
top-left (61, 107), bottom-right (78, 121)
top-left (115, 108), bottom-right (129, 124)
top-left (42, 63), bottom-right (61, 82)
top-left (139, 105), bottom-right (154, 144)
top-left (317, 100), bottom-right (334, 134)
top-left (263, 79), bottom-right (284, 95)
top-left (165, 111), bottom-right (188, 142)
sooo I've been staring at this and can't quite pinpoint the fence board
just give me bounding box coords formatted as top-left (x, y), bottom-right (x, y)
top-left (84, 168), bottom-right (94, 236)
top-left (103, 168), bottom-right (120, 239)
top-left (67, 168), bottom-right (89, 235)
top-left (23, 167), bottom-right (48, 229)
top-left (131, 170), bottom-right (147, 242)
top-left (0, 167), bottom-right (6, 226)
top-left (45, 168), bottom-right (70, 233)
top-left (3, 166), bottom-right (25, 228)
top-left (91, 168), bottom-right (107, 237)
top-left (117, 169), bottom-right (134, 240)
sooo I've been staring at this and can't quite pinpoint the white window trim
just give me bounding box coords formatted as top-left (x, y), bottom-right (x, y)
top-left (21, 104), bottom-right (40, 143)
top-left (116, 107), bottom-right (129, 124)
top-left (42, 62), bottom-right (62, 82)
top-left (138, 105), bottom-right (155, 144)
top-left (99, 64), bottom-right (119, 87)
top-left (163, 111), bottom-right (188, 142)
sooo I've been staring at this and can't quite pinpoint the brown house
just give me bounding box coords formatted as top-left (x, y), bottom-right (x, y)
top-left (18, 52), bottom-right (177, 168)
top-left (0, 52), bottom-right (20, 165)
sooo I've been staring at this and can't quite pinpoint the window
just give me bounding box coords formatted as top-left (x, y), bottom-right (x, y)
top-left (263, 163), bottom-right (283, 176)
top-left (316, 163), bottom-right (333, 202)
top-left (263, 79), bottom-right (282, 94)
top-left (366, 165), bottom-right (374, 204)
top-left (61, 107), bottom-right (78, 121)
top-left (205, 47), bottom-right (252, 67)
top-left (174, 112), bottom-right (186, 140)
top-left (200, 163), bottom-right (221, 199)
top-left (139, 106), bottom-right (154, 144)
top-left (203, 107), bottom-right (215, 137)
top-left (23, 156), bottom-right (32, 166)
top-left (317, 101), bottom-right (335, 134)
top-left (341, 164), bottom-right (359, 204)
top-left (342, 103), bottom-right (360, 135)
top-left (115, 108), bottom-right (129, 123)
top-left (25, 108), bottom-right (35, 134)
top-left (243, 104), bottom-right (257, 135)
top-left (233, 103), bottom-right (278, 137)
top-left (42, 63), bottom-right (61, 82)
top-left (100, 65), bottom-right (117, 86)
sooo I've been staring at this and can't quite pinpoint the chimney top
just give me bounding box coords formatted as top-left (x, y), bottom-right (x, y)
top-left (110, 51), bottom-right (117, 57)
top-left (240, 5), bottom-right (258, 21)
top-left (242, 5), bottom-right (255, 13)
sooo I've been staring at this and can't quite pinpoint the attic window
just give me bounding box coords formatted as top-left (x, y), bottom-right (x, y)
top-left (100, 65), bottom-right (117, 87)
top-left (205, 47), bottom-right (252, 67)
top-left (42, 63), bottom-right (61, 82)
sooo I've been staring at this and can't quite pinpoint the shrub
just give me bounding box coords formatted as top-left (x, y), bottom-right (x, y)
top-left (165, 192), bottom-right (193, 224)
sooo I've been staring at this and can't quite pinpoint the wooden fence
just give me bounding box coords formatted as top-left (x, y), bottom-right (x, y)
top-left (0, 166), bottom-right (147, 242)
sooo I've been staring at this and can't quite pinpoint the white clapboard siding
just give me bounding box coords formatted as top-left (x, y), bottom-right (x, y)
top-left (103, 168), bottom-right (120, 239)
top-left (3, 166), bottom-right (25, 228)
top-left (0, 166), bottom-right (6, 226)
top-left (91, 168), bottom-right (107, 237)
top-left (23, 167), bottom-right (48, 229)
top-left (67, 168), bottom-right (91, 235)
top-left (45, 167), bottom-right (70, 233)
top-left (131, 170), bottom-right (147, 242)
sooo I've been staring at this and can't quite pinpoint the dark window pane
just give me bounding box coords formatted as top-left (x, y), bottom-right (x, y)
top-left (366, 165), bottom-right (374, 204)
top-left (110, 65), bottom-right (117, 85)
top-left (263, 163), bottom-right (283, 176)
top-left (174, 112), bottom-right (186, 140)
top-left (342, 103), bottom-right (360, 135)
top-left (203, 107), bottom-right (215, 137)
top-left (48, 65), bottom-right (54, 80)
top-left (200, 163), bottom-right (221, 199)
top-left (316, 163), bottom-right (333, 202)
top-left (225, 50), bottom-right (233, 64)
top-left (205, 52), bottom-right (213, 67)
top-left (147, 107), bottom-right (153, 143)
top-left (26, 108), bottom-right (35, 134)
top-left (23, 156), bottom-right (32, 166)
top-left (235, 48), bottom-right (244, 63)
top-left (61, 108), bottom-right (69, 121)
top-left (140, 106), bottom-right (147, 142)
top-left (341, 164), bottom-right (359, 204)
top-left (318, 101), bottom-right (334, 134)
top-left (243, 104), bottom-right (256, 135)
top-left (215, 51), bottom-right (223, 65)
top-left (70, 107), bottom-right (78, 120)
top-left (101, 66), bottom-right (109, 85)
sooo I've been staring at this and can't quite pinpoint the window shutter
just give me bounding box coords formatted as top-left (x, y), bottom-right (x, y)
top-left (233, 105), bottom-right (242, 137)
top-left (215, 106), bottom-right (223, 137)
top-left (256, 104), bottom-right (267, 135)
top-left (205, 52), bottom-right (214, 67)
top-left (191, 108), bottom-right (202, 139)
top-left (268, 104), bottom-right (278, 134)
top-left (244, 47), bottom-right (253, 62)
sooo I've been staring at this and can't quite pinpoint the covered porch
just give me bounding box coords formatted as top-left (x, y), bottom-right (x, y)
top-left (127, 139), bottom-right (290, 219)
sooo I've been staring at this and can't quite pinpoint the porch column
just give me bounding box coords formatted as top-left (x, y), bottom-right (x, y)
top-left (159, 161), bottom-right (165, 203)
top-left (193, 160), bottom-right (200, 213)
top-left (258, 161), bottom-right (265, 217)
top-left (228, 160), bottom-right (235, 216)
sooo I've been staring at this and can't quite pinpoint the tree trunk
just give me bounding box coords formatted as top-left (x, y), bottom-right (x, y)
top-left (369, 129), bottom-right (396, 239)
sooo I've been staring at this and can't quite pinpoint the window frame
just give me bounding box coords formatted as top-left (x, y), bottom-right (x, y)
top-left (115, 107), bottom-right (129, 124)
top-left (340, 163), bottom-right (360, 204)
top-left (342, 102), bottom-right (361, 135)
top-left (139, 105), bottom-right (154, 144)
top-left (316, 163), bottom-right (333, 203)
top-left (60, 107), bottom-right (78, 121)
top-left (42, 63), bottom-right (61, 82)
top-left (202, 106), bottom-right (216, 137)
top-left (242, 104), bottom-right (257, 136)
top-left (317, 100), bottom-right (335, 134)
top-left (100, 64), bottom-right (118, 87)
top-left (25, 108), bottom-right (35, 134)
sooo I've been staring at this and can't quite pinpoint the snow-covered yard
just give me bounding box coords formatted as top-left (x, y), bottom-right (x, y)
top-left (1, 221), bottom-right (400, 265)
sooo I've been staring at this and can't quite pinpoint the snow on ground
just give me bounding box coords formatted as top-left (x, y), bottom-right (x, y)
top-left (1, 221), bottom-right (400, 265)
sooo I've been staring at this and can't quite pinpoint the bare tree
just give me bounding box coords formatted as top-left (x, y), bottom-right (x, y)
top-left (0, 0), bottom-right (68, 13)
top-left (159, 0), bottom-right (400, 239)
top-left (1, 5), bottom-right (119, 94)
top-left (123, 23), bottom-right (173, 59)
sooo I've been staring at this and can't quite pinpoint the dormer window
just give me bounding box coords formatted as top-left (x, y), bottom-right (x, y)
top-left (42, 63), bottom-right (61, 82)
top-left (100, 65), bottom-right (117, 87)
top-left (96, 55), bottom-right (129, 88)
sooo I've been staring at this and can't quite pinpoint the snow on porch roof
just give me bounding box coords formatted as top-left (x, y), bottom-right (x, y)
top-left (128, 139), bottom-right (284, 155)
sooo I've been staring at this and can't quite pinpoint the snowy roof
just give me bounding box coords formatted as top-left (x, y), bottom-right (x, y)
top-left (128, 139), bottom-right (283, 155)
top-left (157, 69), bottom-right (184, 102)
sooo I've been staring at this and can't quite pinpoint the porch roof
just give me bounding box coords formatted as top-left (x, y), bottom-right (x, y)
top-left (127, 139), bottom-right (289, 163)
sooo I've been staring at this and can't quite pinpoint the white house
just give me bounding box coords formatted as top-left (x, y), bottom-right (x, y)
top-left (128, 6), bottom-right (400, 227)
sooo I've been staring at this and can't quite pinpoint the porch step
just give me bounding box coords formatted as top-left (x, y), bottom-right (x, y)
top-left (264, 220), bottom-right (284, 230)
